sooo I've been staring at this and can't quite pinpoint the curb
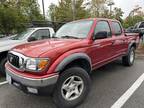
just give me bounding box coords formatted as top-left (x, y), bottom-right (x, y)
top-left (0, 81), bottom-right (8, 86)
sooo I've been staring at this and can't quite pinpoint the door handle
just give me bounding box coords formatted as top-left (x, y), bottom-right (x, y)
top-left (111, 40), bottom-right (115, 45)
top-left (122, 40), bottom-right (127, 43)
top-left (95, 44), bottom-right (101, 47)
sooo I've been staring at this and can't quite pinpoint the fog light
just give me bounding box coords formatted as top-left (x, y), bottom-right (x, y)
top-left (27, 87), bottom-right (38, 94)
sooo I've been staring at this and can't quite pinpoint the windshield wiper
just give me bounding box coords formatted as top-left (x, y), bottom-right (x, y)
top-left (61, 35), bottom-right (79, 39)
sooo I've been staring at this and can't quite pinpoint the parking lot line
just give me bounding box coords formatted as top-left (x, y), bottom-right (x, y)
top-left (111, 73), bottom-right (144, 108)
top-left (0, 81), bottom-right (8, 86)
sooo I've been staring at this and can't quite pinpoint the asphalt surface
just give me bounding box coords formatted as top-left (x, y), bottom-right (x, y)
top-left (0, 59), bottom-right (144, 108)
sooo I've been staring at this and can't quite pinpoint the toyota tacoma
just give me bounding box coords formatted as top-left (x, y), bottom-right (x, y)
top-left (6, 18), bottom-right (140, 108)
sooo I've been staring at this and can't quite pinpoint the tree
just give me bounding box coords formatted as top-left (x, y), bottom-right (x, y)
top-left (48, 0), bottom-right (90, 22)
top-left (15, 0), bottom-right (43, 21)
top-left (48, 3), bottom-right (57, 22)
top-left (123, 15), bottom-right (144, 28)
top-left (123, 5), bottom-right (144, 28)
top-left (89, 0), bottom-right (108, 17)
top-left (0, 0), bottom-right (43, 35)
top-left (0, 2), bottom-right (26, 35)
top-left (112, 7), bottom-right (124, 22)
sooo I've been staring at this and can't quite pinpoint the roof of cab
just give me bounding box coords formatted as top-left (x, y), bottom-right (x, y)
top-left (29, 27), bottom-right (53, 30)
top-left (69, 18), bottom-right (119, 23)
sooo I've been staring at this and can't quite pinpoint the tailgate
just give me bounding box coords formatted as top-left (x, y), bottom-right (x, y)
top-left (125, 33), bottom-right (139, 37)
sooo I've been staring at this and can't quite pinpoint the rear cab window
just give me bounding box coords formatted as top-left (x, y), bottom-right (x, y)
top-left (139, 22), bottom-right (144, 28)
top-left (134, 23), bottom-right (139, 29)
top-left (111, 21), bottom-right (122, 36)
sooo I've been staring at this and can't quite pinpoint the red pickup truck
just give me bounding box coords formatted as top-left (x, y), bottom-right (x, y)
top-left (6, 18), bottom-right (140, 108)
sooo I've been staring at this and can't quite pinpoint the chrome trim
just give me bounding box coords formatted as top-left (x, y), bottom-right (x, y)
top-left (6, 68), bottom-right (59, 87)
top-left (9, 51), bottom-right (28, 60)
top-left (8, 61), bottom-right (25, 72)
top-left (8, 51), bottom-right (50, 72)
top-left (8, 51), bottom-right (28, 71)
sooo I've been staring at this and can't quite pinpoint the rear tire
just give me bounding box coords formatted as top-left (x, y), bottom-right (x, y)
top-left (0, 57), bottom-right (7, 75)
top-left (122, 47), bottom-right (135, 66)
top-left (53, 67), bottom-right (91, 108)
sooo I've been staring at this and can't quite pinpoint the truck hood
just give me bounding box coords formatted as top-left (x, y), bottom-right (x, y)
top-left (0, 39), bottom-right (25, 52)
top-left (13, 39), bottom-right (86, 57)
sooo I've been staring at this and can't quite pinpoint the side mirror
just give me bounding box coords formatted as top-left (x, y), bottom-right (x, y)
top-left (93, 31), bottom-right (108, 40)
top-left (28, 37), bottom-right (37, 42)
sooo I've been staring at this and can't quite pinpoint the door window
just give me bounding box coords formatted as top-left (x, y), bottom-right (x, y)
top-left (111, 22), bottom-right (122, 36)
top-left (139, 22), bottom-right (144, 28)
top-left (94, 21), bottom-right (112, 38)
top-left (30, 29), bottom-right (50, 40)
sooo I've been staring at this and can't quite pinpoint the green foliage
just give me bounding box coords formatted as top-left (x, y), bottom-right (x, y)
top-left (16, 0), bottom-right (44, 21)
top-left (123, 15), bottom-right (144, 28)
top-left (100, 7), bottom-right (124, 22)
top-left (48, 0), bottom-right (124, 23)
top-left (0, 5), bottom-right (25, 35)
top-left (112, 7), bottom-right (124, 22)
top-left (48, 3), bottom-right (57, 22)
top-left (48, 0), bottom-right (90, 22)
top-left (0, 0), bottom-right (43, 35)
top-left (90, 0), bottom-right (108, 17)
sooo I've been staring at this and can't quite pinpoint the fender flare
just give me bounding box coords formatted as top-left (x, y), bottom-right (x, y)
top-left (127, 41), bottom-right (136, 54)
top-left (128, 41), bottom-right (136, 50)
top-left (55, 53), bottom-right (92, 72)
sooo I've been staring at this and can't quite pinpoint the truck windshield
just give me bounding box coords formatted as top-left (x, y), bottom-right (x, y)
top-left (11, 28), bottom-right (34, 40)
top-left (55, 20), bottom-right (93, 39)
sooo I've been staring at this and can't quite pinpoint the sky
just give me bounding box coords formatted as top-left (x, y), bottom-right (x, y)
top-left (38, 0), bottom-right (144, 19)
top-left (114, 0), bottom-right (144, 17)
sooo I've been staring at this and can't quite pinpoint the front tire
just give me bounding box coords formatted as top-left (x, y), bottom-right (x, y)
top-left (53, 67), bottom-right (91, 108)
top-left (122, 47), bottom-right (135, 66)
top-left (0, 57), bottom-right (7, 75)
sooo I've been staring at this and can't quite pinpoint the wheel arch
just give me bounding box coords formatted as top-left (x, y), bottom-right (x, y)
top-left (55, 53), bottom-right (92, 74)
top-left (128, 42), bottom-right (136, 51)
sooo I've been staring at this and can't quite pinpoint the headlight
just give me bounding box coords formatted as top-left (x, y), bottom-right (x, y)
top-left (25, 58), bottom-right (49, 72)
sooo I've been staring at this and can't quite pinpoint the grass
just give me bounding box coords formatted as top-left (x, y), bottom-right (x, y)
top-left (0, 75), bottom-right (5, 82)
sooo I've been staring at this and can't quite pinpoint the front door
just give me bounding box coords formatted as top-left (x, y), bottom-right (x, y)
top-left (90, 20), bottom-right (114, 67)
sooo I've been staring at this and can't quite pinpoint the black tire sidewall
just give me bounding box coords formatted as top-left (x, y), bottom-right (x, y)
top-left (53, 67), bottom-right (91, 108)
top-left (128, 47), bottom-right (135, 66)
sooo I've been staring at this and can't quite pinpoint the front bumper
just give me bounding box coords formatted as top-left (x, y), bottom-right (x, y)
top-left (6, 68), bottom-right (59, 94)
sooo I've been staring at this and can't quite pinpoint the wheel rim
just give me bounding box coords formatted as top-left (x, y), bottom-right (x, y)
top-left (61, 75), bottom-right (84, 101)
top-left (130, 50), bottom-right (134, 63)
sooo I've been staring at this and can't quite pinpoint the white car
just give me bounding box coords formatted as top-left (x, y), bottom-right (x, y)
top-left (0, 27), bottom-right (55, 75)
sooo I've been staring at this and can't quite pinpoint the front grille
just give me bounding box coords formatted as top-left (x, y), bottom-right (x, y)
top-left (8, 53), bottom-right (20, 69)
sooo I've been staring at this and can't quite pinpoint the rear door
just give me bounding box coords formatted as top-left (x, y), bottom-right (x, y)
top-left (111, 21), bottom-right (127, 56)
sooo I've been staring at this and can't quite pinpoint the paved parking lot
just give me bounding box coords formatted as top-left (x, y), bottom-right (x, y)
top-left (0, 59), bottom-right (144, 108)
